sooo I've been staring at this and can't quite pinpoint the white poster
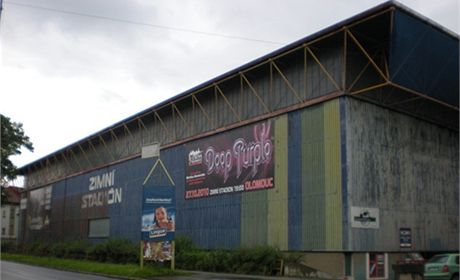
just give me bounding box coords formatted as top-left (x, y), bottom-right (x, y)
top-left (351, 206), bottom-right (379, 229)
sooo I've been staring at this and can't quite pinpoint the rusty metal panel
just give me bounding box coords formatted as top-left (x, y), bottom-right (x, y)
top-left (346, 97), bottom-right (459, 251)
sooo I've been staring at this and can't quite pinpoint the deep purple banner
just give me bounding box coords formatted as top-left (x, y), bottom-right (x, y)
top-left (185, 121), bottom-right (274, 199)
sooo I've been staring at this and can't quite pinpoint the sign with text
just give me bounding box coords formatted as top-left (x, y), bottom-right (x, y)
top-left (81, 169), bottom-right (122, 209)
top-left (351, 206), bottom-right (380, 229)
top-left (185, 121), bottom-right (275, 199)
top-left (399, 228), bottom-right (412, 248)
top-left (141, 186), bottom-right (175, 242)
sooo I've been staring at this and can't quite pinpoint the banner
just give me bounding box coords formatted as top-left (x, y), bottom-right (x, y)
top-left (141, 186), bottom-right (175, 242)
top-left (185, 121), bottom-right (274, 199)
top-left (27, 185), bottom-right (52, 230)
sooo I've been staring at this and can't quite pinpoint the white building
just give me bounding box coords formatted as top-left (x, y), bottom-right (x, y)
top-left (1, 187), bottom-right (21, 241)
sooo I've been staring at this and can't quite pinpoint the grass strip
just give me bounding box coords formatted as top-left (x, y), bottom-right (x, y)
top-left (1, 253), bottom-right (183, 279)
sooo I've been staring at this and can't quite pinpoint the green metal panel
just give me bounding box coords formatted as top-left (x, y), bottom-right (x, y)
top-left (301, 104), bottom-right (326, 250)
top-left (241, 182), bottom-right (268, 247)
top-left (267, 115), bottom-right (289, 250)
top-left (323, 100), bottom-right (342, 250)
top-left (301, 100), bottom-right (342, 250)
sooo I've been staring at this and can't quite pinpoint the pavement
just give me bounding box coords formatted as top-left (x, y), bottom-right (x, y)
top-left (157, 270), bottom-right (308, 280)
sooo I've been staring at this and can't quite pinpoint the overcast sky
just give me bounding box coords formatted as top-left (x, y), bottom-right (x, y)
top-left (0, 0), bottom-right (458, 186)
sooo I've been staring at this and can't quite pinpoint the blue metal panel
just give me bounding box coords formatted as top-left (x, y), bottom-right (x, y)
top-left (160, 145), bottom-right (241, 249)
top-left (390, 10), bottom-right (459, 107)
top-left (339, 97), bottom-right (349, 251)
top-left (108, 158), bottom-right (150, 242)
top-left (288, 110), bottom-right (302, 250)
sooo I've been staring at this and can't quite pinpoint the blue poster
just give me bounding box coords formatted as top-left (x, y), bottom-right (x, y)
top-left (141, 186), bottom-right (175, 242)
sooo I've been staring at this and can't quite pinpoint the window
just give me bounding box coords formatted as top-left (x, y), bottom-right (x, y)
top-left (367, 252), bottom-right (387, 279)
top-left (88, 218), bottom-right (110, 238)
top-left (2, 210), bottom-right (5, 218)
top-left (9, 224), bottom-right (14, 236)
top-left (1, 228), bottom-right (5, 235)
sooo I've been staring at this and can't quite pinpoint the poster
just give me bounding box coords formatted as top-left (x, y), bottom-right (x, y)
top-left (185, 121), bottom-right (274, 199)
top-left (141, 186), bottom-right (175, 242)
top-left (27, 185), bottom-right (52, 230)
top-left (142, 241), bottom-right (172, 262)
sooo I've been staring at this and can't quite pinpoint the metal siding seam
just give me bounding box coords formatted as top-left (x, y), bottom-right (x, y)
top-left (340, 97), bottom-right (349, 251)
top-left (288, 111), bottom-right (302, 250)
top-left (323, 99), bottom-right (342, 250)
top-left (267, 115), bottom-right (288, 250)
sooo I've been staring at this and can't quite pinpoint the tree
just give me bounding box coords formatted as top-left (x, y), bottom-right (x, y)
top-left (1, 114), bottom-right (34, 187)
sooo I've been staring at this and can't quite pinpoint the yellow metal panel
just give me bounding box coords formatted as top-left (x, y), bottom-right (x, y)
top-left (267, 115), bottom-right (289, 250)
top-left (323, 99), bottom-right (342, 250)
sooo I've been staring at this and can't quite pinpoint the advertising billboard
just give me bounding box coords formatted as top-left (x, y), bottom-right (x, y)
top-left (141, 186), bottom-right (175, 242)
top-left (27, 185), bottom-right (52, 230)
top-left (185, 121), bottom-right (274, 199)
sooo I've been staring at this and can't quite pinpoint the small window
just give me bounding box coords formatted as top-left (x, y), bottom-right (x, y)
top-left (88, 218), bottom-right (110, 238)
top-left (1, 228), bottom-right (5, 235)
top-left (2, 210), bottom-right (6, 218)
top-left (368, 252), bottom-right (387, 279)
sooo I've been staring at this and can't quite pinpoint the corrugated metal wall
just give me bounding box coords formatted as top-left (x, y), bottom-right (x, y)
top-left (22, 96), bottom-right (458, 255)
top-left (300, 99), bottom-right (342, 250)
top-left (240, 115), bottom-right (289, 249)
top-left (25, 100), bottom-right (345, 251)
top-left (345, 97), bottom-right (459, 251)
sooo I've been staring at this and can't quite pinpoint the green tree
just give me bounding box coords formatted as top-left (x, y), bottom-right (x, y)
top-left (1, 114), bottom-right (34, 189)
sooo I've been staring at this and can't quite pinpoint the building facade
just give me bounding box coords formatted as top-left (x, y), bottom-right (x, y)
top-left (1, 187), bottom-right (21, 241)
top-left (18, 2), bottom-right (459, 279)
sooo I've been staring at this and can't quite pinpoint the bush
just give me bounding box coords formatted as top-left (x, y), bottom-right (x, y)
top-left (175, 236), bottom-right (281, 275)
top-left (175, 235), bottom-right (197, 255)
top-left (88, 242), bottom-right (108, 262)
top-left (1, 240), bottom-right (17, 253)
top-left (29, 241), bottom-right (51, 256)
top-left (65, 241), bottom-right (90, 259)
top-left (88, 238), bottom-right (138, 264)
top-left (50, 242), bottom-right (67, 258)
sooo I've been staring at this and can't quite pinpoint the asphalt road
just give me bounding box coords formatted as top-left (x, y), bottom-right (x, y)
top-left (1, 261), bottom-right (121, 280)
top-left (1, 261), bottom-right (297, 280)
